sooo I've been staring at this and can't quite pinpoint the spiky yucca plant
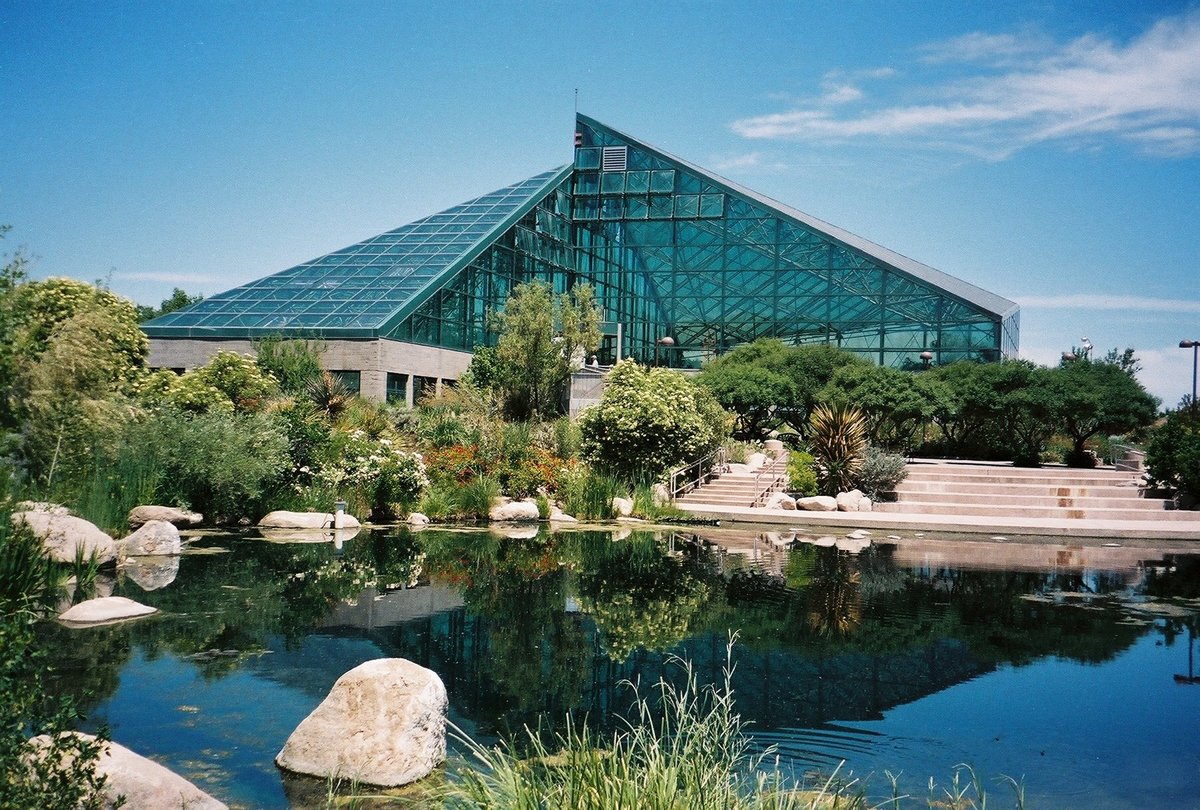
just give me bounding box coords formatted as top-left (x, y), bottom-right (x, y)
top-left (809, 403), bottom-right (868, 496)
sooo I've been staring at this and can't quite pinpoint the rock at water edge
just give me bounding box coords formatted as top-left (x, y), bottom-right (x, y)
top-left (276, 658), bottom-right (446, 787)
top-left (128, 504), bottom-right (203, 529)
top-left (12, 511), bottom-right (116, 566)
top-left (797, 496), bottom-right (838, 512)
top-left (58, 596), bottom-right (158, 626)
top-left (119, 520), bottom-right (182, 556)
top-left (31, 732), bottom-right (227, 810)
top-left (488, 498), bottom-right (540, 522)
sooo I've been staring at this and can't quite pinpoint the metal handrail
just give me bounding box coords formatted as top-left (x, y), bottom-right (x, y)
top-left (1110, 441), bottom-right (1147, 473)
top-left (750, 452), bottom-right (789, 507)
top-left (669, 446), bottom-right (728, 500)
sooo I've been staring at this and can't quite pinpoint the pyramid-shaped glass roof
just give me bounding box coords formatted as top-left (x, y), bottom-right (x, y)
top-left (144, 167), bottom-right (569, 339)
top-left (145, 115), bottom-right (1018, 369)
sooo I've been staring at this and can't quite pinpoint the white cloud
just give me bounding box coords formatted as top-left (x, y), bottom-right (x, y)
top-left (732, 11), bottom-right (1200, 158)
top-left (709, 152), bottom-right (789, 173)
top-left (1016, 294), bottom-right (1200, 314)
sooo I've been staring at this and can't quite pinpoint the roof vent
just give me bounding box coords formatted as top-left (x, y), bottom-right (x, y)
top-left (601, 146), bottom-right (627, 172)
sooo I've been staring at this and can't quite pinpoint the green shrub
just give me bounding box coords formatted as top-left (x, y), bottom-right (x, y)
top-left (418, 484), bottom-right (458, 521)
top-left (316, 430), bottom-right (428, 520)
top-left (254, 336), bottom-right (323, 394)
top-left (579, 361), bottom-right (731, 482)
top-left (856, 445), bottom-right (908, 498)
top-left (552, 417), bottom-right (581, 460)
top-left (121, 407), bottom-right (291, 522)
top-left (786, 451), bottom-right (818, 496)
top-left (0, 516), bottom-right (112, 809)
top-left (1146, 410), bottom-right (1200, 507)
top-left (561, 468), bottom-right (625, 520)
top-left (458, 477), bottom-right (500, 520)
top-left (809, 403), bottom-right (867, 496)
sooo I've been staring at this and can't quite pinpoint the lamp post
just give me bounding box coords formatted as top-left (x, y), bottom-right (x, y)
top-left (655, 336), bottom-right (675, 367)
top-left (1181, 339), bottom-right (1199, 417)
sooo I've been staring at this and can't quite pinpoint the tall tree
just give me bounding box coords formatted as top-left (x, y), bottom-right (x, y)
top-left (1051, 358), bottom-right (1159, 466)
top-left (135, 287), bottom-right (204, 322)
top-left (483, 280), bottom-right (600, 420)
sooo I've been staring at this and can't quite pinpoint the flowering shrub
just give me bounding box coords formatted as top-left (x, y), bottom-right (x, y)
top-left (578, 361), bottom-right (732, 481)
top-left (424, 443), bottom-right (489, 486)
top-left (318, 430), bottom-right (429, 518)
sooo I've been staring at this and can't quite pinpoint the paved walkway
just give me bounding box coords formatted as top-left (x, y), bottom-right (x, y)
top-left (676, 501), bottom-right (1200, 542)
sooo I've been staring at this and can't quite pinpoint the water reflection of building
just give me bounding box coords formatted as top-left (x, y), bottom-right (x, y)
top-left (316, 582), bottom-right (992, 737)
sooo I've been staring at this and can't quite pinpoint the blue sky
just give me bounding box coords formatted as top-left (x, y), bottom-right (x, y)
top-left (1, 1), bottom-right (1198, 405)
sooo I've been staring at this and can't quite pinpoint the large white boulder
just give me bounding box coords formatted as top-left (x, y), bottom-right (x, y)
top-left (258, 510), bottom-right (360, 529)
top-left (119, 520), bottom-right (182, 557)
top-left (58, 596), bottom-right (158, 626)
top-left (31, 732), bottom-right (226, 810)
top-left (797, 496), bottom-right (838, 512)
top-left (766, 492), bottom-right (797, 510)
top-left (611, 497), bottom-right (634, 517)
top-left (14, 500), bottom-right (70, 516)
top-left (488, 498), bottom-right (541, 522)
top-left (12, 511), bottom-right (116, 565)
top-left (548, 505), bottom-right (578, 523)
top-left (836, 490), bottom-right (867, 512)
top-left (128, 505), bottom-right (203, 529)
top-left (276, 658), bottom-right (447, 787)
top-left (745, 452), bottom-right (767, 470)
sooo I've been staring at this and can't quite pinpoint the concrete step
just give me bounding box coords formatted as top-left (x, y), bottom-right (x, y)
top-left (891, 490), bottom-right (1172, 510)
top-left (903, 469), bottom-right (1140, 487)
top-left (873, 500), bottom-right (1196, 521)
top-left (896, 479), bottom-right (1141, 498)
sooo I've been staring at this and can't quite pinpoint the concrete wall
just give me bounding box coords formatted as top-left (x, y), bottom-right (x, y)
top-left (147, 337), bottom-right (473, 404)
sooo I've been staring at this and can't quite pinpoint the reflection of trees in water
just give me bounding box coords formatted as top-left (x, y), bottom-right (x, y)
top-left (804, 547), bottom-right (862, 638)
top-left (37, 621), bottom-right (131, 715)
top-left (423, 529), bottom-right (589, 735)
top-left (574, 531), bottom-right (712, 662)
top-left (42, 530), bottom-right (432, 705)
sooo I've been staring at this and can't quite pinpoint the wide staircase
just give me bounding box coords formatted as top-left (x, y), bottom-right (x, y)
top-left (874, 462), bottom-right (1195, 522)
top-left (675, 453), bottom-right (788, 509)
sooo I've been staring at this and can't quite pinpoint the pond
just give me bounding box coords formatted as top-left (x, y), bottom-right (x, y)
top-left (43, 525), bottom-right (1200, 809)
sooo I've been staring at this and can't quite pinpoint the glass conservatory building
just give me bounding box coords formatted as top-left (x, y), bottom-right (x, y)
top-left (144, 114), bottom-right (1019, 403)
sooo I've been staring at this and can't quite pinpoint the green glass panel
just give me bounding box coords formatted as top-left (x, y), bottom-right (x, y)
top-left (649, 195), bottom-right (673, 219)
top-left (575, 148), bottom-right (600, 169)
top-left (699, 194), bottom-right (724, 218)
top-left (626, 170), bottom-right (649, 193)
top-left (600, 172), bottom-right (624, 194)
top-left (575, 172), bottom-right (599, 195)
top-left (626, 197), bottom-right (648, 219)
top-left (674, 195), bottom-right (699, 218)
top-left (650, 170), bottom-right (675, 193)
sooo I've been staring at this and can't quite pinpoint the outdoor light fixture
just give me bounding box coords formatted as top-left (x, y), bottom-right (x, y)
top-left (1181, 339), bottom-right (1199, 416)
top-left (655, 335), bottom-right (675, 367)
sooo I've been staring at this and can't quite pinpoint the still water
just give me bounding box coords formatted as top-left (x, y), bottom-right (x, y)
top-left (44, 525), bottom-right (1200, 808)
